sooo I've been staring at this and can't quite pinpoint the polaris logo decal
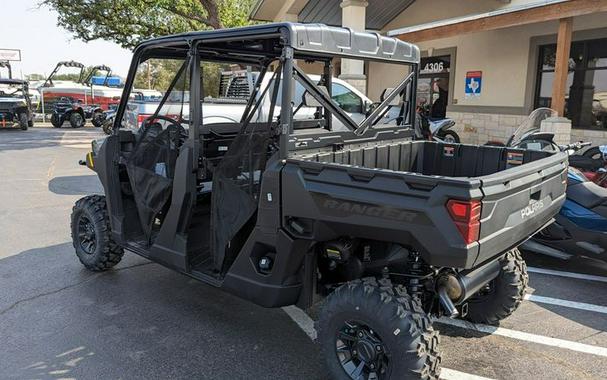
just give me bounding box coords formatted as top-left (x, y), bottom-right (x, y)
top-left (321, 199), bottom-right (421, 223)
top-left (520, 200), bottom-right (544, 219)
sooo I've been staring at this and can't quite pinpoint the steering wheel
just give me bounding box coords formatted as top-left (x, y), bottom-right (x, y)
top-left (139, 114), bottom-right (187, 146)
top-left (141, 114), bottom-right (183, 130)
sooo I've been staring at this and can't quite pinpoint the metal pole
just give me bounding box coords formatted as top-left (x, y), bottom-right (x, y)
top-left (323, 60), bottom-right (332, 131)
top-left (279, 47), bottom-right (294, 160)
top-left (41, 88), bottom-right (45, 123)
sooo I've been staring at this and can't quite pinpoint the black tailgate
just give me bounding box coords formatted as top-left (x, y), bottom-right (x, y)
top-left (475, 151), bottom-right (568, 265)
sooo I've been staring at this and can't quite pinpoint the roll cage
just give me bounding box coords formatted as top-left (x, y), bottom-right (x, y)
top-left (113, 23), bottom-right (420, 159)
top-left (42, 60), bottom-right (86, 87)
top-left (83, 64), bottom-right (113, 86)
top-left (0, 78), bottom-right (29, 98)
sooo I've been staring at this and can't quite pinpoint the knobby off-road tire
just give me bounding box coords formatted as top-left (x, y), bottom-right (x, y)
top-left (71, 195), bottom-right (124, 271)
top-left (70, 112), bottom-right (85, 128)
top-left (19, 113), bottom-right (28, 130)
top-left (465, 249), bottom-right (528, 325)
top-left (50, 113), bottom-right (62, 128)
top-left (318, 277), bottom-right (441, 380)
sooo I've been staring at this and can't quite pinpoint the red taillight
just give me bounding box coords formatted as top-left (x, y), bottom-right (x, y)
top-left (137, 113), bottom-right (151, 125)
top-left (446, 199), bottom-right (481, 245)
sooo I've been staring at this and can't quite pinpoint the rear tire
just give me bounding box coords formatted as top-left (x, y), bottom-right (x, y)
top-left (19, 113), bottom-right (28, 130)
top-left (465, 249), bottom-right (528, 325)
top-left (50, 113), bottom-right (62, 128)
top-left (318, 278), bottom-right (441, 379)
top-left (92, 111), bottom-right (104, 128)
top-left (439, 130), bottom-right (460, 144)
top-left (71, 195), bottom-right (124, 271)
top-left (69, 112), bottom-right (85, 128)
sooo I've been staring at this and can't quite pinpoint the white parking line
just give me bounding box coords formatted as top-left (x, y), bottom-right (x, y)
top-left (527, 266), bottom-right (607, 283)
top-left (281, 306), bottom-right (493, 380)
top-left (281, 306), bottom-right (317, 340)
top-left (525, 294), bottom-right (607, 314)
top-left (437, 317), bottom-right (607, 358)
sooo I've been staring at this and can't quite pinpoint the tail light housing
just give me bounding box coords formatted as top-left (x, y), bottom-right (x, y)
top-left (446, 199), bottom-right (481, 245)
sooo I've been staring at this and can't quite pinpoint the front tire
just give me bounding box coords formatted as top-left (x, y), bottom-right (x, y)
top-left (19, 113), bottom-right (28, 130)
top-left (318, 278), bottom-right (441, 380)
top-left (69, 112), bottom-right (85, 128)
top-left (92, 111), bottom-right (104, 128)
top-left (71, 195), bottom-right (124, 271)
top-left (50, 113), bottom-right (62, 128)
top-left (465, 249), bottom-right (528, 325)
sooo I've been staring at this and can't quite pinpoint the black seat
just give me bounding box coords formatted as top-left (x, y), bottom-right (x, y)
top-left (569, 155), bottom-right (604, 171)
top-left (567, 181), bottom-right (607, 210)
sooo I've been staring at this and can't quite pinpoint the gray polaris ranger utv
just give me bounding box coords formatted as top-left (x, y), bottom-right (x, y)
top-left (0, 78), bottom-right (34, 130)
top-left (71, 23), bottom-right (567, 379)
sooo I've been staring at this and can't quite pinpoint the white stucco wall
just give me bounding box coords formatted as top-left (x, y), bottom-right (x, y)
top-left (375, 13), bottom-right (607, 109)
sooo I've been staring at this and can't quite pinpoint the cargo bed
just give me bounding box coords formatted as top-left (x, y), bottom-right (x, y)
top-left (282, 140), bottom-right (568, 268)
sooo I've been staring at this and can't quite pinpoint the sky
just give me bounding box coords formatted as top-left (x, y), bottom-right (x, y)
top-left (0, 1), bottom-right (132, 79)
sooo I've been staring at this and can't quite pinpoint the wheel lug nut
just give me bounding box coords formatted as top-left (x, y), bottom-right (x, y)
top-left (352, 350), bottom-right (357, 355)
top-left (370, 364), bottom-right (375, 369)
top-left (358, 331), bottom-right (364, 337)
top-left (376, 345), bottom-right (382, 351)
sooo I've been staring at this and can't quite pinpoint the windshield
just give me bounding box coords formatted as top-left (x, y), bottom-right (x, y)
top-left (121, 58), bottom-right (189, 131)
top-left (508, 108), bottom-right (557, 147)
top-left (0, 83), bottom-right (26, 99)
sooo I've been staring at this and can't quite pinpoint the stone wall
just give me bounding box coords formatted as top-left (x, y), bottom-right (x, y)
top-left (570, 129), bottom-right (607, 146)
top-left (446, 111), bottom-right (526, 145)
top-left (447, 111), bottom-right (607, 146)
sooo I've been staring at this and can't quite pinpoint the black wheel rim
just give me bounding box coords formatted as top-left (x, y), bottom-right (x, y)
top-left (336, 320), bottom-right (389, 380)
top-left (73, 114), bottom-right (83, 126)
top-left (77, 214), bottom-right (96, 255)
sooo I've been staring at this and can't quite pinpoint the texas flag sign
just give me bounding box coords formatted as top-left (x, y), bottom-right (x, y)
top-left (465, 71), bottom-right (482, 97)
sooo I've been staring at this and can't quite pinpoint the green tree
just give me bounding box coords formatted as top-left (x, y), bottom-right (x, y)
top-left (25, 73), bottom-right (46, 81)
top-left (42, 0), bottom-right (258, 50)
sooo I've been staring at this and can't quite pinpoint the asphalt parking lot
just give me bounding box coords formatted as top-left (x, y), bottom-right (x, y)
top-left (1, 125), bottom-right (606, 380)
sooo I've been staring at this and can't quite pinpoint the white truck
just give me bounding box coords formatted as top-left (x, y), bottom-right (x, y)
top-left (121, 70), bottom-right (380, 131)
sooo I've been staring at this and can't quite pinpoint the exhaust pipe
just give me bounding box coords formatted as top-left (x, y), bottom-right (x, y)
top-left (438, 286), bottom-right (459, 318)
top-left (436, 257), bottom-right (502, 317)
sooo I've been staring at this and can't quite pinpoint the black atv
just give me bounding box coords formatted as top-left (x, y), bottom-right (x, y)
top-left (0, 78), bottom-right (34, 130)
top-left (50, 96), bottom-right (96, 128)
top-left (70, 23), bottom-right (567, 379)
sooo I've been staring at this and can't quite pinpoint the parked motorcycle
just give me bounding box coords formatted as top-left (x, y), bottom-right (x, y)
top-left (414, 108), bottom-right (460, 142)
top-left (508, 109), bottom-right (607, 260)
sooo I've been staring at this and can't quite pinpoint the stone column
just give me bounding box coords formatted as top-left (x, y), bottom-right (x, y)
top-left (339, 0), bottom-right (368, 94)
top-left (541, 117), bottom-right (572, 145)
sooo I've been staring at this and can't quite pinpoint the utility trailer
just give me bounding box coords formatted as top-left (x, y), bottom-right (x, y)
top-left (70, 23), bottom-right (567, 379)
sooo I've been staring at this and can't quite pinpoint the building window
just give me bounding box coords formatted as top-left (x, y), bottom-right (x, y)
top-left (535, 38), bottom-right (607, 130)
